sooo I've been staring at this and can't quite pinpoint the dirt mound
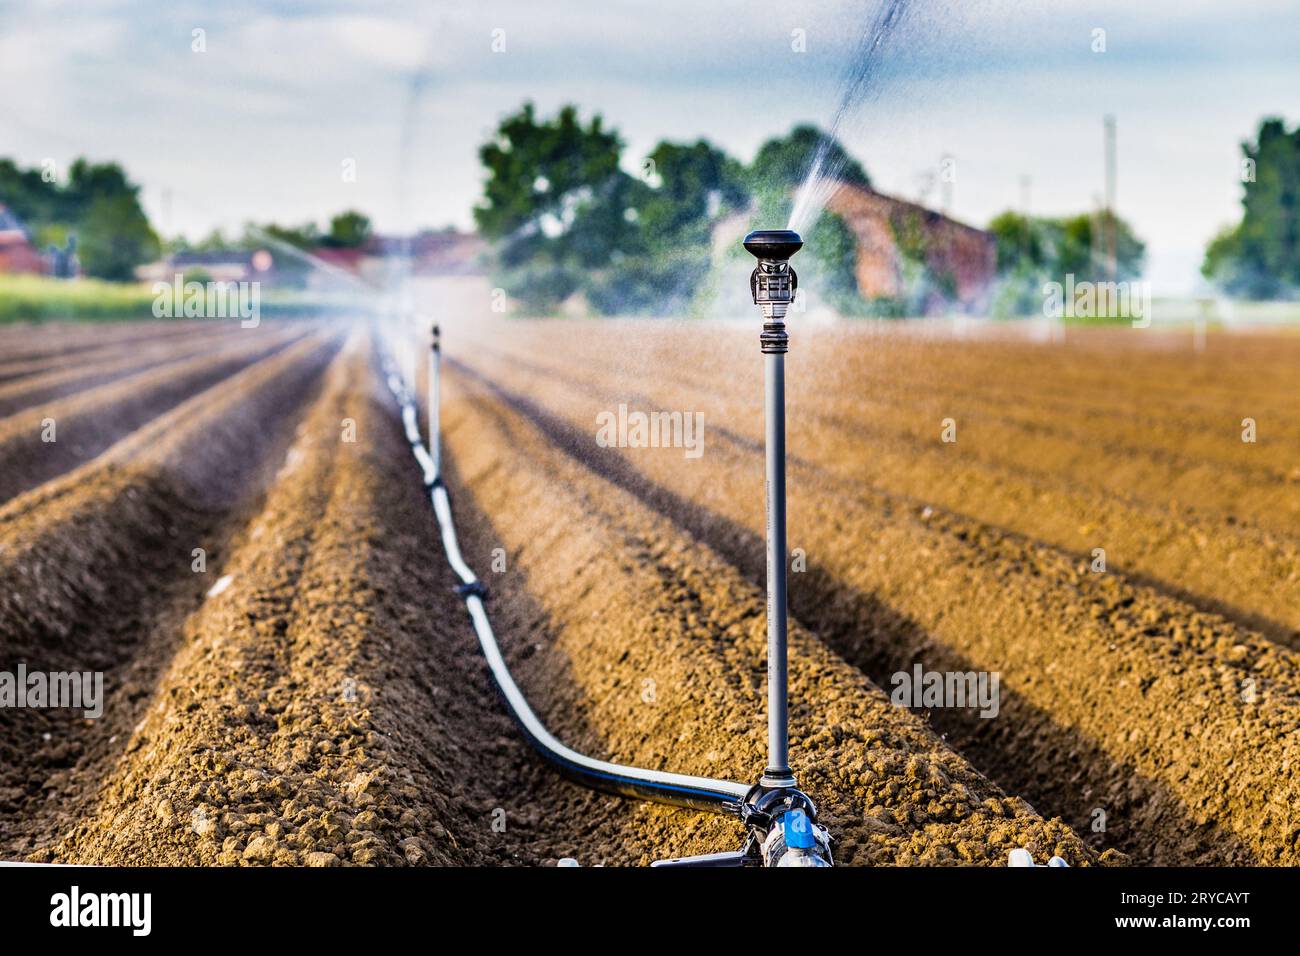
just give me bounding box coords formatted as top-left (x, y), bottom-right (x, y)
top-left (8, 334), bottom-right (674, 865)
top-left (0, 325), bottom-right (309, 503)
top-left (0, 332), bottom-right (341, 858)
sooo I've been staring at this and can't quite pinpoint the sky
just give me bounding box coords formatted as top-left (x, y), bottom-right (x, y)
top-left (1, 0), bottom-right (1297, 295)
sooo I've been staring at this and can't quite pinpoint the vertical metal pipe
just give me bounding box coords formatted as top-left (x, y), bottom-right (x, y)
top-left (764, 348), bottom-right (792, 784)
top-left (744, 229), bottom-right (801, 791)
top-left (429, 324), bottom-right (441, 482)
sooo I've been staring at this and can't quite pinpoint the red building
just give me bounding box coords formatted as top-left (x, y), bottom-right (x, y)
top-left (0, 204), bottom-right (48, 275)
top-left (824, 182), bottom-right (997, 313)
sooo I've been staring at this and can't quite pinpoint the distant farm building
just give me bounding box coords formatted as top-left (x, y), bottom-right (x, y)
top-left (372, 230), bottom-right (487, 276)
top-left (0, 203), bottom-right (50, 275)
top-left (825, 182), bottom-right (997, 313)
top-left (139, 250), bottom-right (266, 284)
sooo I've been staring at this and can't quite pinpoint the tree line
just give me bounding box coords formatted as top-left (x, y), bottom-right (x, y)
top-left (473, 103), bottom-right (1159, 317)
top-left (0, 159), bottom-right (158, 281)
top-left (0, 156), bottom-right (372, 282)
top-left (4, 114), bottom-right (1293, 307)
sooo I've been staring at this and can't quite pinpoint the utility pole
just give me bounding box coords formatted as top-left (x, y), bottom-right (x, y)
top-left (1104, 115), bottom-right (1117, 282)
top-left (162, 187), bottom-right (173, 267)
top-left (940, 152), bottom-right (955, 216)
top-left (1019, 175), bottom-right (1032, 259)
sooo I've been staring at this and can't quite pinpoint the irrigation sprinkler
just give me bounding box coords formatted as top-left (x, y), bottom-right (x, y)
top-left (428, 323), bottom-right (441, 481)
top-left (737, 228), bottom-right (833, 866)
top-left (656, 230), bottom-right (833, 866)
top-left (745, 228), bottom-right (801, 790)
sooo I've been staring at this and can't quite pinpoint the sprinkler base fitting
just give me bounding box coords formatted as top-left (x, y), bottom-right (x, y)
top-left (650, 780), bottom-right (833, 868)
top-left (760, 322), bottom-right (789, 355)
top-left (742, 780), bottom-right (834, 868)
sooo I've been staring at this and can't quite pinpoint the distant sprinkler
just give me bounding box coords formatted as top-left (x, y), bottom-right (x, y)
top-left (428, 322), bottom-right (441, 482)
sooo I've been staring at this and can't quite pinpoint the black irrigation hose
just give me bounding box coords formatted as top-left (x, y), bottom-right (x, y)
top-left (378, 338), bottom-right (750, 818)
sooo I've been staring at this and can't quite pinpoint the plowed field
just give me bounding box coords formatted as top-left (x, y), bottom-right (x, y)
top-left (2, 287), bottom-right (1295, 866)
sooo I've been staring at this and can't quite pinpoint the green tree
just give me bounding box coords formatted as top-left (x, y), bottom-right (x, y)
top-left (474, 103), bottom-right (645, 312)
top-left (475, 102), bottom-right (635, 258)
top-left (638, 140), bottom-right (747, 246)
top-left (1202, 118), bottom-right (1300, 297)
top-left (989, 210), bottom-right (1144, 283)
top-left (1056, 212), bottom-right (1145, 282)
top-left (988, 209), bottom-right (1146, 317)
top-left (323, 210), bottom-right (372, 248)
top-left (76, 193), bottom-right (160, 280)
top-left (0, 157), bottom-right (159, 280)
top-left (988, 211), bottom-right (1050, 273)
top-left (586, 139), bottom-right (750, 315)
top-left (0, 159), bottom-right (66, 223)
top-left (749, 124), bottom-right (870, 192)
top-left (807, 209), bottom-right (874, 315)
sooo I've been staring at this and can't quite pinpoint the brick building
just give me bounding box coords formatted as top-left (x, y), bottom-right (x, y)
top-left (0, 203), bottom-right (48, 275)
top-left (824, 181), bottom-right (997, 312)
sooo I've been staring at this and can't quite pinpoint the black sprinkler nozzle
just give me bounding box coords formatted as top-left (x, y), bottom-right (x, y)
top-left (743, 229), bottom-right (804, 261)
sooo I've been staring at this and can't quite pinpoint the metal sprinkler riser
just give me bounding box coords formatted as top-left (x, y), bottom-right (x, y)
top-left (745, 228), bottom-right (802, 788)
top-left (739, 228), bottom-right (831, 866)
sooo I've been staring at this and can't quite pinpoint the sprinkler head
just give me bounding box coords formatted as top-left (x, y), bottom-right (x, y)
top-left (743, 229), bottom-right (803, 262)
top-left (744, 229), bottom-right (802, 352)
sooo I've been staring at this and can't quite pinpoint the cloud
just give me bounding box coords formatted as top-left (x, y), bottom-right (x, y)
top-left (1, 0), bottom-right (1297, 294)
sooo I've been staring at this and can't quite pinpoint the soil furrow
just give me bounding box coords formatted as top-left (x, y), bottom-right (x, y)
top-left (0, 325), bottom-right (309, 504)
top-left (0, 323), bottom-right (252, 417)
top-left (51, 333), bottom-right (673, 865)
top-left (0, 329), bottom-right (213, 387)
top-left (0, 320), bottom-right (218, 369)
top-left (458, 331), bottom-right (1300, 643)
top-left (472, 327), bottom-right (1300, 534)
top-left (0, 331), bottom-right (342, 858)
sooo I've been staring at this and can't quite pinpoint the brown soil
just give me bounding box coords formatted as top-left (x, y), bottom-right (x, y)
top-left (437, 364), bottom-right (1102, 865)
top-left (0, 324), bottom-right (309, 503)
top-left (0, 322), bottom-right (250, 417)
top-left (432, 283), bottom-right (1300, 866)
top-left (0, 320), bottom-right (214, 367)
top-left (2, 327), bottom-right (791, 865)
top-left (3, 294), bottom-right (1291, 866)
